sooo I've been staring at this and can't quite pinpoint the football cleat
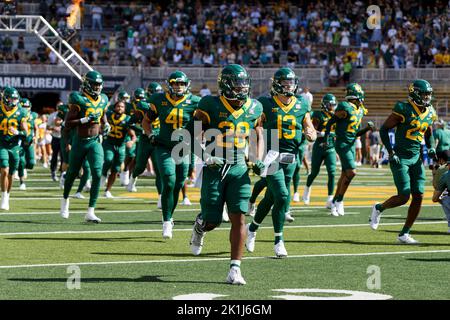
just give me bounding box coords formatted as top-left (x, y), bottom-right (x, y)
top-left (274, 240), bottom-right (288, 258)
top-left (245, 223), bottom-right (257, 253)
top-left (19, 183), bottom-right (26, 191)
top-left (330, 202), bottom-right (339, 217)
top-left (1, 193), bottom-right (10, 211)
top-left (85, 207), bottom-right (101, 223)
top-left (369, 203), bottom-right (382, 230)
top-left (226, 267), bottom-right (246, 285)
top-left (335, 201), bottom-right (345, 216)
top-left (285, 211), bottom-right (295, 223)
top-left (190, 214), bottom-right (205, 255)
top-left (247, 202), bottom-right (256, 217)
top-left (162, 220), bottom-right (174, 239)
top-left (127, 177), bottom-right (137, 192)
top-left (181, 197), bottom-right (192, 206)
top-left (60, 198), bottom-right (69, 219)
top-left (303, 186), bottom-right (311, 205)
top-left (73, 192), bottom-right (85, 199)
top-left (83, 180), bottom-right (91, 192)
top-left (397, 233), bottom-right (419, 244)
top-left (104, 190), bottom-right (114, 199)
top-left (293, 192), bottom-right (300, 202)
top-left (326, 196), bottom-right (334, 209)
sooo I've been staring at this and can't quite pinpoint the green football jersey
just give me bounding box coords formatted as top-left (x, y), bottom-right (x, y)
top-left (21, 109), bottom-right (38, 144)
top-left (104, 111), bottom-right (133, 146)
top-left (125, 100), bottom-right (150, 136)
top-left (312, 109), bottom-right (335, 149)
top-left (197, 95), bottom-right (263, 165)
top-left (434, 127), bottom-right (450, 154)
top-left (392, 100), bottom-right (436, 159)
top-left (334, 101), bottom-right (365, 146)
top-left (0, 101), bottom-right (28, 146)
top-left (68, 91), bottom-right (109, 125)
top-left (258, 95), bottom-right (310, 153)
top-left (148, 92), bottom-right (201, 149)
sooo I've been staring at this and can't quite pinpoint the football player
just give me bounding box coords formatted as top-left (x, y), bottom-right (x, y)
top-left (188, 64), bottom-right (265, 285)
top-left (101, 100), bottom-right (136, 198)
top-left (246, 67), bottom-right (316, 258)
top-left (303, 93), bottom-right (338, 209)
top-left (324, 83), bottom-right (374, 216)
top-left (0, 87), bottom-right (29, 210)
top-left (60, 70), bottom-right (110, 222)
top-left (143, 71), bottom-right (201, 238)
top-left (17, 98), bottom-right (38, 191)
top-left (370, 80), bottom-right (437, 243)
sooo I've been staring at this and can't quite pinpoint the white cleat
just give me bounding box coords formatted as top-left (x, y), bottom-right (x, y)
top-left (222, 205), bottom-right (230, 222)
top-left (245, 223), bottom-right (257, 253)
top-left (104, 190), bottom-right (114, 199)
top-left (19, 183), bottom-right (26, 191)
top-left (330, 202), bottom-right (339, 217)
top-left (85, 207), bottom-right (101, 223)
top-left (226, 267), bottom-right (246, 285)
top-left (190, 214), bottom-right (205, 255)
top-left (370, 203), bottom-right (382, 230)
top-left (326, 196), bottom-right (334, 209)
top-left (335, 201), bottom-right (345, 216)
top-left (83, 180), bottom-right (91, 192)
top-left (60, 198), bottom-right (69, 218)
top-left (274, 240), bottom-right (288, 258)
top-left (1, 193), bottom-right (10, 211)
top-left (285, 211), bottom-right (295, 223)
top-left (303, 186), bottom-right (311, 205)
top-left (122, 171), bottom-right (130, 186)
top-left (73, 192), bottom-right (85, 199)
top-left (247, 202), bottom-right (256, 217)
top-left (293, 192), bottom-right (300, 202)
top-left (157, 194), bottom-right (162, 209)
top-left (397, 233), bottom-right (419, 244)
top-left (100, 176), bottom-right (107, 189)
top-left (162, 220), bottom-right (174, 239)
top-left (127, 177), bottom-right (137, 192)
top-left (119, 171), bottom-right (126, 186)
top-left (181, 197), bottom-right (192, 206)
top-left (59, 172), bottom-right (66, 189)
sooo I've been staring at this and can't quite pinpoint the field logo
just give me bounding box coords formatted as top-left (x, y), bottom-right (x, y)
top-left (367, 265), bottom-right (381, 290)
top-left (66, 265), bottom-right (81, 290)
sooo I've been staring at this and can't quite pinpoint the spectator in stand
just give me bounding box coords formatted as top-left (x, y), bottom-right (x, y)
top-left (91, 5), bottom-right (103, 31)
top-left (199, 84), bottom-right (212, 97)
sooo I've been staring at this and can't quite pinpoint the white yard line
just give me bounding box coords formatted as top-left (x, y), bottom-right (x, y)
top-left (0, 221), bottom-right (446, 236)
top-left (0, 249), bottom-right (449, 269)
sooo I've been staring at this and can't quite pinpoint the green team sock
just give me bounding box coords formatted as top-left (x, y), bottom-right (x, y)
top-left (334, 194), bottom-right (344, 202)
top-left (274, 233), bottom-right (283, 245)
top-left (249, 220), bottom-right (260, 233)
top-left (375, 203), bottom-right (384, 212)
top-left (399, 226), bottom-right (411, 236)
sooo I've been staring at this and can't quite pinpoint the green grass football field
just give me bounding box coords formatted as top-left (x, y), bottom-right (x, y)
top-left (0, 164), bottom-right (449, 300)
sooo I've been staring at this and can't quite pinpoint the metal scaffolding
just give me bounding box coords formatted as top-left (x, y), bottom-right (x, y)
top-left (0, 15), bottom-right (92, 80)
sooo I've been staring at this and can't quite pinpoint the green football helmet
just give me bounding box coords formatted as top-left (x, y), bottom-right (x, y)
top-left (321, 93), bottom-right (337, 112)
top-left (21, 98), bottom-right (31, 108)
top-left (2, 87), bottom-right (20, 108)
top-left (218, 64), bottom-right (251, 101)
top-left (345, 82), bottom-right (365, 102)
top-left (146, 82), bottom-right (163, 95)
top-left (408, 79), bottom-right (433, 107)
top-left (166, 71), bottom-right (190, 97)
top-left (117, 90), bottom-right (130, 103)
top-left (133, 88), bottom-right (146, 101)
top-left (81, 70), bottom-right (103, 99)
top-left (271, 67), bottom-right (298, 97)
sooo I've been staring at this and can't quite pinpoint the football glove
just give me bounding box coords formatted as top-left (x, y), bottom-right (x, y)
top-left (252, 160), bottom-right (265, 176)
top-left (102, 122), bottom-right (111, 136)
top-left (367, 121), bottom-right (375, 129)
top-left (389, 153), bottom-right (400, 166)
top-left (205, 155), bottom-right (224, 169)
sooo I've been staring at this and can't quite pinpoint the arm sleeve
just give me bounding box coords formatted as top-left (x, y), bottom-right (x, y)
top-left (380, 125), bottom-right (393, 154)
